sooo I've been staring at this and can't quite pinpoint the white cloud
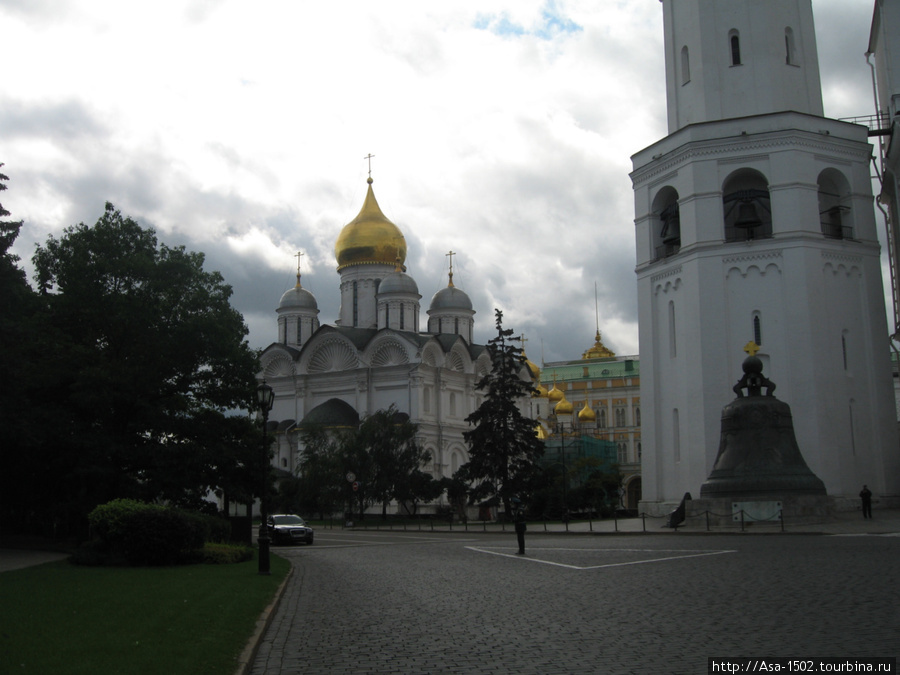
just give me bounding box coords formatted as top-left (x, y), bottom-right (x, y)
top-left (2, 0), bottom-right (881, 361)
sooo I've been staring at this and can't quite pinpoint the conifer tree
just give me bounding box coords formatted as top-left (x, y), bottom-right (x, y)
top-left (459, 309), bottom-right (544, 516)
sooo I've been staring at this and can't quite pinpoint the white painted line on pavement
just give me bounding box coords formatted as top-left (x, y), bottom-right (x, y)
top-left (465, 546), bottom-right (736, 570)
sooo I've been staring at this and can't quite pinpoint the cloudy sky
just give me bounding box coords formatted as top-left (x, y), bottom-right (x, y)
top-left (2, 0), bottom-right (883, 363)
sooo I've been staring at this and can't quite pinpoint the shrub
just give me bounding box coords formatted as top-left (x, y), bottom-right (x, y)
top-left (86, 500), bottom-right (225, 566)
top-left (199, 543), bottom-right (254, 565)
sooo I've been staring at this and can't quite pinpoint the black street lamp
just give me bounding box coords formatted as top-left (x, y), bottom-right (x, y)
top-left (256, 380), bottom-right (275, 575)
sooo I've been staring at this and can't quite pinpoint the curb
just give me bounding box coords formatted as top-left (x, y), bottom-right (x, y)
top-left (233, 560), bottom-right (295, 675)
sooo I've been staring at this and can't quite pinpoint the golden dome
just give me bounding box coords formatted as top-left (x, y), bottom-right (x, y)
top-left (533, 382), bottom-right (549, 398)
top-left (554, 395), bottom-right (574, 416)
top-left (582, 330), bottom-right (615, 360)
top-left (548, 383), bottom-right (564, 402)
top-left (335, 178), bottom-right (407, 271)
top-left (525, 358), bottom-right (541, 381)
top-left (535, 422), bottom-right (549, 441)
top-left (577, 400), bottom-right (596, 422)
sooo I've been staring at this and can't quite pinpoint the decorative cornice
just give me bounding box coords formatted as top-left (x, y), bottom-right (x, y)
top-left (722, 250), bottom-right (783, 264)
top-left (633, 131), bottom-right (871, 185)
top-left (822, 251), bottom-right (863, 265)
top-left (650, 265), bottom-right (682, 284)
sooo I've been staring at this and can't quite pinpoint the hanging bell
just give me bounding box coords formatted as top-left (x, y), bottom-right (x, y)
top-left (733, 201), bottom-right (762, 229)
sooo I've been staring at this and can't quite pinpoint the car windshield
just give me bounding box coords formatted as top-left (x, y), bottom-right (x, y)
top-left (272, 515), bottom-right (306, 525)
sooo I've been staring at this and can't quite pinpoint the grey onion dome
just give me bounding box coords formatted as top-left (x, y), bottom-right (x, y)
top-left (379, 270), bottom-right (419, 295)
top-left (429, 285), bottom-right (473, 311)
top-left (279, 283), bottom-right (318, 310)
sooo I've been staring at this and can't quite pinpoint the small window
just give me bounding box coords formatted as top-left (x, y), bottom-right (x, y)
top-left (730, 32), bottom-right (741, 66)
top-left (681, 46), bottom-right (690, 85)
top-left (753, 315), bottom-right (762, 346)
top-left (785, 27), bottom-right (796, 65)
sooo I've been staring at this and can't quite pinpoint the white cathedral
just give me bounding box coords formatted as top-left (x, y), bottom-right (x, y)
top-left (633, 0), bottom-right (900, 513)
top-left (258, 177), bottom-right (493, 497)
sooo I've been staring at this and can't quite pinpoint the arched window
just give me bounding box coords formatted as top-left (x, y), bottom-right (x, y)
top-left (635, 407), bottom-right (641, 426)
top-left (450, 392), bottom-right (457, 417)
top-left (729, 31), bottom-right (741, 66)
top-left (399, 305), bottom-right (405, 330)
top-left (681, 46), bottom-right (690, 85)
top-left (818, 168), bottom-right (853, 240)
top-left (753, 314), bottom-right (762, 346)
top-left (599, 409), bottom-right (607, 429)
top-left (723, 169), bottom-right (773, 242)
top-left (352, 281), bottom-right (359, 327)
top-left (653, 186), bottom-right (681, 260)
top-left (785, 27), bottom-right (796, 65)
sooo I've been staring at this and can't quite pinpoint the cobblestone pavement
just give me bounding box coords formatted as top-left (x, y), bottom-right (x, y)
top-left (250, 530), bottom-right (900, 674)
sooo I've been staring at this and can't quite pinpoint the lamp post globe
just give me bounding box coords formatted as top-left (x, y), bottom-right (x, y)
top-left (256, 380), bottom-right (275, 576)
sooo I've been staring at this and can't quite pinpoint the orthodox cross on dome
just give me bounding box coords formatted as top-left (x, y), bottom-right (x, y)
top-left (364, 153), bottom-right (375, 180)
top-left (743, 340), bottom-right (761, 357)
top-left (446, 250), bottom-right (456, 287)
top-left (294, 251), bottom-right (305, 286)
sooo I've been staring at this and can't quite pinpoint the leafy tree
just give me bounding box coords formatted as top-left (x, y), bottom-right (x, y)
top-left (458, 309), bottom-right (544, 517)
top-left (294, 406), bottom-right (434, 520)
top-left (22, 203), bottom-right (260, 532)
top-left (0, 165), bottom-right (46, 533)
top-left (348, 405), bottom-right (430, 520)
top-left (289, 424), bottom-right (347, 519)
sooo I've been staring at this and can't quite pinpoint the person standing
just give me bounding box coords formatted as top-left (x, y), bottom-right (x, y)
top-left (513, 499), bottom-right (526, 555)
top-left (860, 485), bottom-right (873, 519)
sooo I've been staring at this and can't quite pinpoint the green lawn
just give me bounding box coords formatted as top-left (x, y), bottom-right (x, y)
top-left (0, 553), bottom-right (290, 675)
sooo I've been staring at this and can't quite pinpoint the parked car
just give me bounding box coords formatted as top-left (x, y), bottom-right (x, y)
top-left (267, 514), bottom-right (314, 545)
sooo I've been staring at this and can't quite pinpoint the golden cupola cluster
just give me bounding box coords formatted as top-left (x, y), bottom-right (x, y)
top-left (334, 178), bottom-right (407, 271)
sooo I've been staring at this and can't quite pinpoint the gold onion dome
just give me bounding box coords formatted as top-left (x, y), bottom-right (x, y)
top-left (578, 400), bottom-right (596, 422)
top-left (533, 382), bottom-right (549, 398)
top-left (582, 330), bottom-right (615, 360)
top-left (335, 178), bottom-right (407, 271)
top-left (554, 395), bottom-right (574, 416)
top-left (535, 422), bottom-right (549, 441)
top-left (548, 383), bottom-right (564, 403)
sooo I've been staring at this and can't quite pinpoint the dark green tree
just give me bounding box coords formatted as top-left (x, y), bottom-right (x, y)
top-left (290, 424), bottom-right (347, 519)
top-left (294, 406), bottom-right (434, 521)
top-left (458, 309), bottom-right (544, 517)
top-left (0, 165), bottom-right (47, 532)
top-left (26, 203), bottom-right (260, 531)
top-left (349, 405), bottom-right (430, 520)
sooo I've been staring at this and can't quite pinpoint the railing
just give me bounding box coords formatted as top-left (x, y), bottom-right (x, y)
top-left (838, 112), bottom-right (891, 136)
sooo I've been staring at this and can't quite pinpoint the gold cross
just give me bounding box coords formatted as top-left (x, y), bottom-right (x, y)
top-left (743, 340), bottom-right (761, 356)
top-left (294, 251), bottom-right (304, 276)
top-left (363, 153), bottom-right (375, 178)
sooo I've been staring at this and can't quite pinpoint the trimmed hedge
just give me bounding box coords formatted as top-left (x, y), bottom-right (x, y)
top-left (85, 499), bottom-right (233, 566)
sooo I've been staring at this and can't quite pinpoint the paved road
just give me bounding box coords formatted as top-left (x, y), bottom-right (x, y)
top-left (251, 530), bottom-right (900, 674)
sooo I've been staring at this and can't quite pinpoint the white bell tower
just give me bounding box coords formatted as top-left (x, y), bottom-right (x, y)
top-left (632, 0), bottom-right (900, 513)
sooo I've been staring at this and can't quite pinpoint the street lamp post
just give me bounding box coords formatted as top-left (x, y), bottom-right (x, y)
top-left (256, 380), bottom-right (275, 576)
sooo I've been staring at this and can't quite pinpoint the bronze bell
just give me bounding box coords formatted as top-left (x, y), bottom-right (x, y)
top-left (733, 201), bottom-right (762, 229)
top-left (700, 355), bottom-right (826, 499)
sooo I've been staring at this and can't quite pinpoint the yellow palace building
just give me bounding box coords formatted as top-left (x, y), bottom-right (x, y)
top-left (529, 331), bottom-right (642, 511)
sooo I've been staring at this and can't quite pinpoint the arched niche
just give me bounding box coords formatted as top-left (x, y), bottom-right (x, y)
top-left (652, 186), bottom-right (680, 259)
top-left (723, 169), bottom-right (772, 242)
top-left (817, 168), bottom-right (854, 240)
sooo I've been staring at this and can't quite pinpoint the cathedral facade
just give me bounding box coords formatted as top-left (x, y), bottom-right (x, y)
top-left (258, 178), bottom-right (491, 501)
